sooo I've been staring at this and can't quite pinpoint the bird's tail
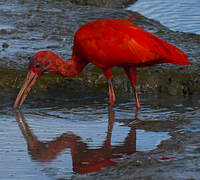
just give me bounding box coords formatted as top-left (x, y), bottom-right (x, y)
top-left (165, 46), bottom-right (190, 65)
top-left (152, 36), bottom-right (190, 66)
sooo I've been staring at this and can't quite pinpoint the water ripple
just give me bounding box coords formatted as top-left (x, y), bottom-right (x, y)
top-left (128, 0), bottom-right (200, 34)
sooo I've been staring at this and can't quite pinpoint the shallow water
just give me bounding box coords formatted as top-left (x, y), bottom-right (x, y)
top-left (128, 0), bottom-right (200, 34)
top-left (1, 94), bottom-right (199, 179)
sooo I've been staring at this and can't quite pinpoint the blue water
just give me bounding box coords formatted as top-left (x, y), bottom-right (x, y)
top-left (0, 99), bottom-right (172, 179)
top-left (1, 92), bottom-right (198, 179)
top-left (128, 0), bottom-right (200, 34)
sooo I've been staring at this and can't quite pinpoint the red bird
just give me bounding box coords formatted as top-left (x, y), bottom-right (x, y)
top-left (13, 15), bottom-right (190, 110)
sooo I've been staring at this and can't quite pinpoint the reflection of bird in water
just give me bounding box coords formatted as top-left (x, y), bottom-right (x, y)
top-left (13, 15), bottom-right (190, 110)
top-left (14, 109), bottom-right (136, 174)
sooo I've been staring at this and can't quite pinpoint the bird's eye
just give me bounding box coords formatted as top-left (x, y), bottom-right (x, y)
top-left (35, 64), bottom-right (40, 68)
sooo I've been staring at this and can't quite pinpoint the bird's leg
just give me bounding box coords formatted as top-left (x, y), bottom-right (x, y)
top-left (108, 80), bottom-right (116, 108)
top-left (102, 68), bottom-right (116, 108)
top-left (133, 84), bottom-right (141, 110)
top-left (124, 67), bottom-right (141, 111)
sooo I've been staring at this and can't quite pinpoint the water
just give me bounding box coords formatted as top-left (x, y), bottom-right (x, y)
top-left (128, 0), bottom-right (200, 34)
top-left (0, 102), bottom-right (167, 179)
top-left (1, 94), bottom-right (199, 179)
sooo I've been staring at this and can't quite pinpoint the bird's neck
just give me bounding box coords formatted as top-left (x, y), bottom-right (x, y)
top-left (55, 54), bottom-right (88, 77)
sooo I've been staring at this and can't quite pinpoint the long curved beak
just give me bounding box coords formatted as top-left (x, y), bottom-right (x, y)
top-left (13, 71), bottom-right (39, 109)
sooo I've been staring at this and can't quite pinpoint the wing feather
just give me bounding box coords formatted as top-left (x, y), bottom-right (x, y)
top-left (74, 19), bottom-right (189, 68)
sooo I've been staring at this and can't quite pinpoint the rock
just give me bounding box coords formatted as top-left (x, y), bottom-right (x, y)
top-left (68, 0), bottom-right (137, 8)
top-left (2, 43), bottom-right (9, 49)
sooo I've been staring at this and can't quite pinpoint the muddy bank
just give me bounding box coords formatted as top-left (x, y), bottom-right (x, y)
top-left (0, 0), bottom-right (200, 105)
top-left (69, 0), bottom-right (137, 8)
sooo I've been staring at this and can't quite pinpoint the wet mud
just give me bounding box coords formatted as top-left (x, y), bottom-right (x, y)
top-left (73, 99), bottom-right (200, 180)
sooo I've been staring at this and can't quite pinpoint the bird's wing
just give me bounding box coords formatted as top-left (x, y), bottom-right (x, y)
top-left (121, 22), bottom-right (189, 66)
top-left (75, 19), bottom-right (189, 67)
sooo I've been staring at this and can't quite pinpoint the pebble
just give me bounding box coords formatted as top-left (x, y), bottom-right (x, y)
top-left (2, 43), bottom-right (9, 49)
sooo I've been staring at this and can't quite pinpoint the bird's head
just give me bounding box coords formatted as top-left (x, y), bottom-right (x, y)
top-left (13, 51), bottom-right (59, 109)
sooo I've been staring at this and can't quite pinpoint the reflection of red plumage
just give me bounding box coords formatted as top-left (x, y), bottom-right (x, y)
top-left (14, 109), bottom-right (136, 174)
top-left (74, 159), bottom-right (117, 174)
top-left (160, 156), bottom-right (176, 161)
top-left (14, 15), bottom-right (190, 110)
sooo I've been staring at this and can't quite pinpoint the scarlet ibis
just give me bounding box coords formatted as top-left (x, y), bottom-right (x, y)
top-left (13, 15), bottom-right (190, 109)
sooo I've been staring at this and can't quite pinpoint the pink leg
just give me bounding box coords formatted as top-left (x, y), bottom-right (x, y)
top-left (133, 85), bottom-right (141, 110)
top-left (124, 67), bottom-right (141, 111)
top-left (108, 80), bottom-right (116, 108)
top-left (102, 68), bottom-right (116, 108)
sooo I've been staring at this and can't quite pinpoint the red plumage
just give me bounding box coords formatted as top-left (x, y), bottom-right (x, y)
top-left (74, 18), bottom-right (189, 67)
